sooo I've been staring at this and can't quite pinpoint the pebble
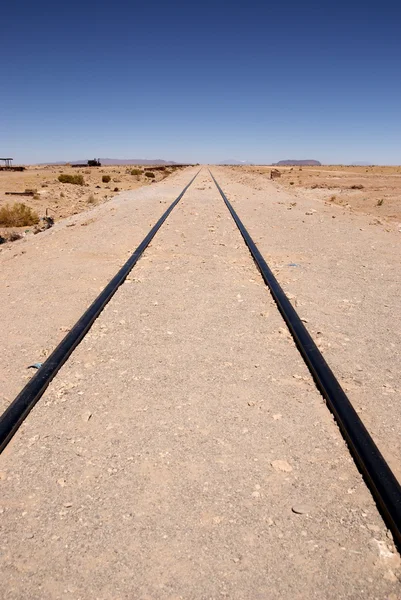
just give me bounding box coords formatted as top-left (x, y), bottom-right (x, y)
top-left (271, 460), bottom-right (292, 473)
top-left (292, 504), bottom-right (311, 515)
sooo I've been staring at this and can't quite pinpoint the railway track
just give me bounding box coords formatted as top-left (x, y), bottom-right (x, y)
top-left (1, 167), bottom-right (400, 555)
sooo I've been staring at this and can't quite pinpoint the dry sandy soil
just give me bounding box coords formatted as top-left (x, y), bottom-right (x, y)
top-left (240, 164), bottom-right (401, 225)
top-left (1, 167), bottom-right (400, 598)
top-left (0, 164), bottom-right (181, 241)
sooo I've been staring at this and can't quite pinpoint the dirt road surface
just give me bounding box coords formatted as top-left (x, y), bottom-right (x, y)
top-left (1, 168), bottom-right (400, 598)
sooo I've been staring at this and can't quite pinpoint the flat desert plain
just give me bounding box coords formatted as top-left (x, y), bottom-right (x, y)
top-left (1, 165), bottom-right (400, 599)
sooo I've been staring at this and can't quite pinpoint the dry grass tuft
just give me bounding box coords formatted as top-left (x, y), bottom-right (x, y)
top-left (102, 175), bottom-right (111, 183)
top-left (58, 174), bottom-right (84, 185)
top-left (0, 203), bottom-right (40, 227)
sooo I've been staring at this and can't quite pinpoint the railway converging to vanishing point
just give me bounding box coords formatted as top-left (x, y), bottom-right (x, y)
top-left (1, 167), bottom-right (400, 597)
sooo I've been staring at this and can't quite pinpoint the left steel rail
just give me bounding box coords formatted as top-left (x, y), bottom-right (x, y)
top-left (0, 170), bottom-right (199, 453)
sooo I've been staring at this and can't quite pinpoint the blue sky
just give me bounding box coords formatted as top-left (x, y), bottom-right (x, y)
top-left (2, 0), bottom-right (400, 164)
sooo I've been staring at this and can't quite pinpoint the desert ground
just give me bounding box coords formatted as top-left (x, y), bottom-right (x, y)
top-left (244, 164), bottom-right (401, 224)
top-left (0, 163), bottom-right (181, 241)
top-left (1, 165), bottom-right (400, 598)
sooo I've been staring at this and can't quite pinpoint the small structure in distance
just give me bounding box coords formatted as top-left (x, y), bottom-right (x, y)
top-left (0, 158), bottom-right (25, 172)
top-left (71, 159), bottom-right (101, 168)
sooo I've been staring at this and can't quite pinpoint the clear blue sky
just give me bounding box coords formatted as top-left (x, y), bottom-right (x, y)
top-left (2, 0), bottom-right (400, 164)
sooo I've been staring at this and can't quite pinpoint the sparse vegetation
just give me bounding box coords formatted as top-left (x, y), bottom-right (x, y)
top-left (87, 194), bottom-right (96, 204)
top-left (102, 175), bottom-right (111, 183)
top-left (377, 198), bottom-right (384, 206)
top-left (289, 181), bottom-right (294, 185)
top-left (7, 231), bottom-right (23, 242)
top-left (131, 169), bottom-right (142, 176)
top-left (330, 195), bottom-right (337, 201)
top-left (350, 184), bottom-right (364, 190)
top-left (58, 174), bottom-right (84, 185)
top-left (114, 187), bottom-right (119, 192)
top-left (0, 203), bottom-right (40, 227)
top-left (145, 172), bottom-right (155, 178)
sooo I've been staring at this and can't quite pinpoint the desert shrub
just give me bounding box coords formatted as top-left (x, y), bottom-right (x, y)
top-left (114, 187), bottom-right (119, 192)
top-left (377, 198), bottom-right (384, 206)
top-left (102, 175), bottom-right (111, 183)
top-left (60, 191), bottom-right (65, 198)
top-left (7, 231), bottom-right (22, 242)
top-left (350, 184), bottom-right (364, 190)
top-left (145, 172), bottom-right (155, 178)
top-left (289, 181), bottom-right (294, 185)
top-left (58, 174), bottom-right (84, 185)
top-left (0, 203), bottom-right (39, 227)
top-left (87, 194), bottom-right (96, 204)
top-left (131, 169), bottom-right (142, 176)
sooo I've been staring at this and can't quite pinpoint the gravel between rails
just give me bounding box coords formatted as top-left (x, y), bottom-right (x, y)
top-left (0, 168), bottom-right (198, 415)
top-left (1, 169), bottom-right (400, 598)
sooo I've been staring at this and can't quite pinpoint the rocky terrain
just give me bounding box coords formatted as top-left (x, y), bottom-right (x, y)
top-left (237, 164), bottom-right (401, 224)
top-left (0, 164), bottom-right (183, 243)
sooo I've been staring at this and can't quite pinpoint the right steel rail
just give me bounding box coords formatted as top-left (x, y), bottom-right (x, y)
top-left (0, 170), bottom-right (200, 454)
top-left (210, 170), bottom-right (401, 549)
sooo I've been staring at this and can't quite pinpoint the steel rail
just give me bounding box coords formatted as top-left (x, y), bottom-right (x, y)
top-left (210, 170), bottom-right (401, 548)
top-left (0, 170), bottom-right (200, 453)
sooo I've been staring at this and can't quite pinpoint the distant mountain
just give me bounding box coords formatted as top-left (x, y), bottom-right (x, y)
top-left (72, 158), bottom-right (178, 166)
top-left (219, 159), bottom-right (254, 165)
top-left (274, 159), bottom-right (321, 166)
top-left (39, 158), bottom-right (180, 166)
